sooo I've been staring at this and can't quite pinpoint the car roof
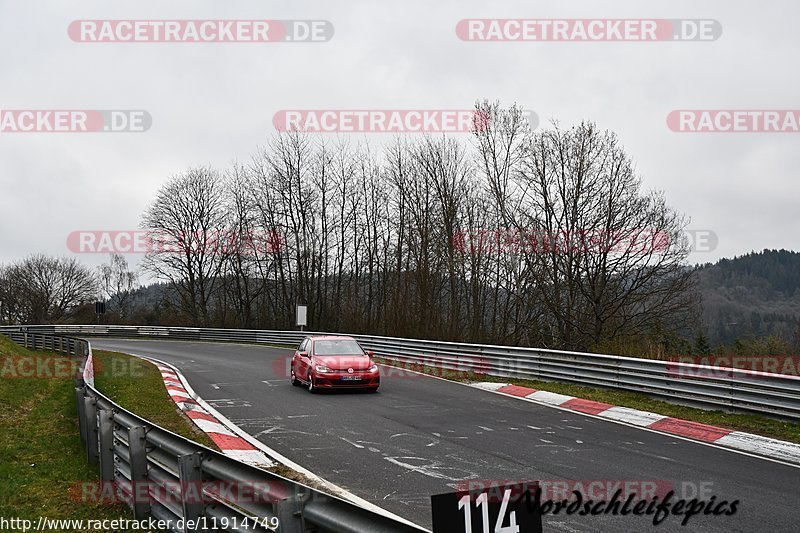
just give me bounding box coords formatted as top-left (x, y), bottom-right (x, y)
top-left (307, 335), bottom-right (357, 341)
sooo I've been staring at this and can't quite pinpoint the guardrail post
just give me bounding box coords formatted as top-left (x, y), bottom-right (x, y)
top-left (75, 387), bottom-right (87, 445)
top-left (84, 397), bottom-right (99, 464)
top-left (274, 484), bottom-right (306, 533)
top-left (128, 426), bottom-right (151, 519)
top-left (23, 331), bottom-right (28, 348)
top-left (177, 452), bottom-right (204, 530)
top-left (98, 408), bottom-right (115, 481)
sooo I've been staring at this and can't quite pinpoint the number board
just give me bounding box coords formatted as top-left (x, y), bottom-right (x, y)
top-left (431, 482), bottom-right (542, 533)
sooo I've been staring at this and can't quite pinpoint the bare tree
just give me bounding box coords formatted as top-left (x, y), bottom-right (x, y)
top-left (411, 136), bottom-right (472, 339)
top-left (0, 265), bottom-right (21, 324)
top-left (472, 102), bottom-right (544, 345)
top-left (1, 255), bottom-right (96, 323)
top-left (141, 167), bottom-right (230, 326)
top-left (246, 133), bottom-right (318, 328)
top-left (219, 162), bottom-right (268, 328)
top-left (516, 121), bottom-right (694, 350)
top-left (97, 254), bottom-right (139, 322)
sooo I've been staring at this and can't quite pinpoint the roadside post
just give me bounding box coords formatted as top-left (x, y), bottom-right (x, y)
top-left (296, 304), bottom-right (307, 332)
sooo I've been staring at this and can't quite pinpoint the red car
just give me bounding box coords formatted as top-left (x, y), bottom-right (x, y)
top-left (290, 335), bottom-right (380, 393)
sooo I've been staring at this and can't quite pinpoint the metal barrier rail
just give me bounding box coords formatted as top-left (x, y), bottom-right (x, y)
top-left (4, 324), bottom-right (800, 421)
top-left (0, 329), bottom-right (425, 533)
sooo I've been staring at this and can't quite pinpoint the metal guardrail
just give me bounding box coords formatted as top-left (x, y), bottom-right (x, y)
top-left (0, 328), bottom-right (425, 533)
top-left (4, 324), bottom-right (799, 421)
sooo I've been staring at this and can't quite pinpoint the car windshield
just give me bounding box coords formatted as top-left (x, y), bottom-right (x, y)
top-left (313, 339), bottom-right (365, 356)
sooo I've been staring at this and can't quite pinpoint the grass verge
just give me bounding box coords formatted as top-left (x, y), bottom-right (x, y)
top-left (0, 335), bottom-right (328, 530)
top-left (0, 335), bottom-right (133, 526)
top-left (92, 350), bottom-right (218, 450)
top-left (375, 358), bottom-right (800, 444)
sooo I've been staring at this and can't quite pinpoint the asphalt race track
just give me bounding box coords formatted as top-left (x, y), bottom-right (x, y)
top-left (93, 339), bottom-right (800, 532)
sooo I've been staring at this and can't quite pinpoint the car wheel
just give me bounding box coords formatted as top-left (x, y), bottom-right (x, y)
top-left (308, 375), bottom-right (316, 393)
top-left (290, 368), bottom-right (299, 386)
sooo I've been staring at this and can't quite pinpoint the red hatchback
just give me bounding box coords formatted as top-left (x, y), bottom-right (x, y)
top-left (290, 335), bottom-right (380, 393)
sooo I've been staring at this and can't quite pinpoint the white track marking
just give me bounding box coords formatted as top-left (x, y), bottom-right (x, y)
top-left (340, 437), bottom-right (365, 449)
top-left (225, 450), bottom-right (275, 464)
top-left (601, 406), bottom-right (666, 427)
top-left (716, 432), bottom-right (800, 463)
top-left (470, 382), bottom-right (506, 391)
top-left (384, 457), bottom-right (477, 482)
top-left (192, 419), bottom-right (235, 436)
top-left (254, 427), bottom-right (281, 437)
top-left (526, 390), bottom-right (575, 405)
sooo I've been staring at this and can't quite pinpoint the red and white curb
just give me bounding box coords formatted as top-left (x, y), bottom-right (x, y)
top-left (135, 354), bottom-right (427, 531)
top-left (151, 360), bottom-right (274, 467)
top-left (472, 382), bottom-right (800, 466)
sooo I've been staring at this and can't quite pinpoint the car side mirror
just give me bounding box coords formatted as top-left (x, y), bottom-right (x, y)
top-left (366, 350), bottom-right (374, 357)
top-left (299, 351), bottom-right (309, 358)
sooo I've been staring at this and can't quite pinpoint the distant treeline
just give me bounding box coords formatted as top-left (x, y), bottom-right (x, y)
top-left (693, 249), bottom-right (800, 354)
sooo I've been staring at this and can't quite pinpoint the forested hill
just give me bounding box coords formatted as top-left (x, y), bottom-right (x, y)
top-left (694, 249), bottom-right (800, 348)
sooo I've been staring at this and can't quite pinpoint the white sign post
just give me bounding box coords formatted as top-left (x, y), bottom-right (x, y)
top-left (296, 304), bottom-right (308, 331)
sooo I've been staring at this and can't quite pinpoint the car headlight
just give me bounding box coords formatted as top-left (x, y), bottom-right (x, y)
top-left (368, 364), bottom-right (378, 373)
top-left (315, 365), bottom-right (333, 373)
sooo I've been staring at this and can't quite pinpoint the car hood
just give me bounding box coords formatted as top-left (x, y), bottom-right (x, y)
top-left (314, 355), bottom-right (372, 370)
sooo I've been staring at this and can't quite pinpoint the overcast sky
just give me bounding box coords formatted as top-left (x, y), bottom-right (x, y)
top-left (1, 0), bottom-right (797, 272)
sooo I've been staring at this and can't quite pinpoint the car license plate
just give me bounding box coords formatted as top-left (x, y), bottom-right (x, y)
top-left (341, 375), bottom-right (362, 381)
